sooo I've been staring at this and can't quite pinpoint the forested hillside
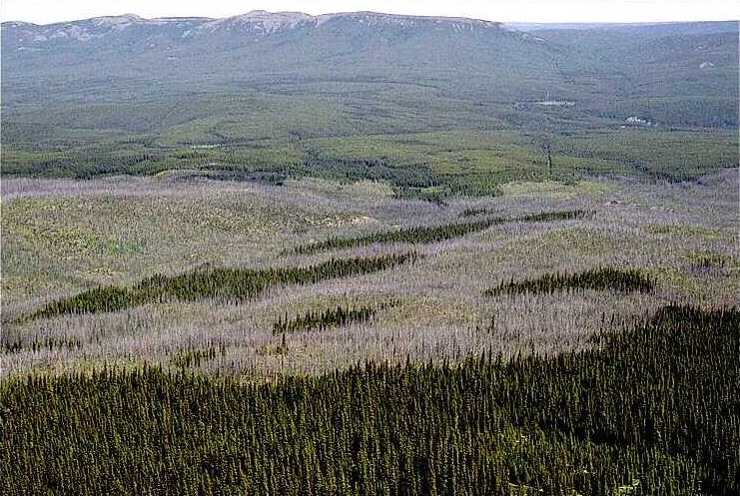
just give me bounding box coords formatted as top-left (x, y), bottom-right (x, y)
top-left (2, 13), bottom-right (737, 192)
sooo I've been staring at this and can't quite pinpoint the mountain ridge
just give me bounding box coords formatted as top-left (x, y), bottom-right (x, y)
top-left (1, 11), bottom-right (736, 134)
top-left (5, 11), bottom-right (734, 34)
top-left (2, 10), bottom-right (504, 36)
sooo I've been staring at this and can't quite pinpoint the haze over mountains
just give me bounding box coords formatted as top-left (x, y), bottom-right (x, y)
top-left (2, 11), bottom-right (737, 128)
top-left (2, 11), bottom-right (547, 104)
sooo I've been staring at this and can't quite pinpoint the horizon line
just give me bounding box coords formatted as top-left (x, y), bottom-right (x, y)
top-left (3, 9), bottom-right (739, 27)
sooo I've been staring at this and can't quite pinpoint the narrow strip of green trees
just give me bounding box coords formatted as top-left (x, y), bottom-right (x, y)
top-left (295, 210), bottom-right (592, 255)
top-left (30, 252), bottom-right (419, 320)
top-left (485, 267), bottom-right (653, 297)
top-left (2, 337), bottom-right (82, 354)
top-left (273, 305), bottom-right (377, 334)
top-left (171, 344), bottom-right (227, 369)
top-left (460, 208), bottom-right (591, 220)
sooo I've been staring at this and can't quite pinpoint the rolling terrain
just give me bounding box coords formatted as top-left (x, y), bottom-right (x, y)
top-left (2, 13), bottom-right (738, 195)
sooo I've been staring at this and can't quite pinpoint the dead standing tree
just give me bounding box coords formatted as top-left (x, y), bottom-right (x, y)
top-left (540, 140), bottom-right (553, 177)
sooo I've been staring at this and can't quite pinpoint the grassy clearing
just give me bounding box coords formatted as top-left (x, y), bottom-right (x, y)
top-left (498, 180), bottom-right (614, 199)
top-left (0, 179), bottom-right (368, 307)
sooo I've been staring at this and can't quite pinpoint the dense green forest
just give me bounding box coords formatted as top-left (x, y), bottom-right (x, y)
top-left (2, 306), bottom-right (737, 494)
top-left (2, 127), bottom-right (737, 198)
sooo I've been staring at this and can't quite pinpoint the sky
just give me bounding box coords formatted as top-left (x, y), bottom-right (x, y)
top-left (2, 0), bottom-right (739, 25)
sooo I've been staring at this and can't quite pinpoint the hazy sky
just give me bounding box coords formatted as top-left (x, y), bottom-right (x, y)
top-left (2, 0), bottom-right (739, 25)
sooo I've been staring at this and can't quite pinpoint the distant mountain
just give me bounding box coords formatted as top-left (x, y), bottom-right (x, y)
top-left (1, 11), bottom-right (737, 130)
top-left (4, 10), bottom-right (504, 43)
top-left (2, 11), bottom-right (555, 105)
top-left (506, 21), bottom-right (738, 35)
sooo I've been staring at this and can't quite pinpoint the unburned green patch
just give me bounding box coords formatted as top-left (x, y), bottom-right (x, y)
top-left (170, 344), bottom-right (228, 369)
top-left (272, 304), bottom-right (378, 334)
top-left (485, 267), bottom-right (653, 297)
top-left (295, 210), bottom-right (592, 255)
top-left (29, 252), bottom-right (419, 320)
